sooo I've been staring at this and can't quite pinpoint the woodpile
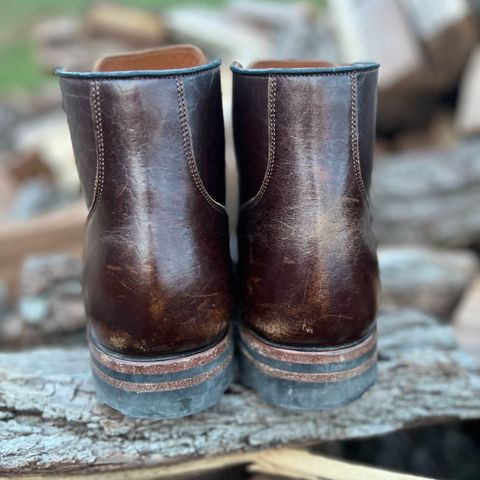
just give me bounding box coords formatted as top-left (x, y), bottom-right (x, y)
top-left (329, 0), bottom-right (478, 135)
top-left (455, 45), bottom-right (480, 136)
top-left (372, 139), bottom-right (480, 248)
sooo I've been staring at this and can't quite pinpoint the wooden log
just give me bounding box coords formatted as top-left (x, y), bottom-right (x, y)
top-left (400, 0), bottom-right (476, 93)
top-left (0, 201), bottom-right (85, 291)
top-left (165, 8), bottom-right (273, 61)
top-left (5, 448), bottom-right (432, 480)
top-left (249, 448), bottom-right (432, 480)
top-left (328, 0), bottom-right (477, 133)
top-left (32, 16), bottom-right (82, 46)
top-left (0, 308), bottom-right (479, 475)
top-left (0, 254), bottom-right (84, 349)
top-left (453, 275), bottom-right (480, 360)
top-left (372, 139), bottom-right (480, 248)
top-left (455, 45), bottom-right (480, 136)
top-left (228, 0), bottom-right (316, 29)
top-left (328, 0), bottom-right (423, 89)
top-left (379, 245), bottom-right (478, 319)
top-left (84, 3), bottom-right (167, 44)
top-left (0, 166), bottom-right (17, 219)
top-left (12, 111), bottom-right (79, 195)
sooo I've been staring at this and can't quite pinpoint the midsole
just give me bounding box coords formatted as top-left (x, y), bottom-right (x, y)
top-left (89, 328), bottom-right (233, 392)
top-left (91, 355), bottom-right (232, 392)
top-left (240, 325), bottom-right (376, 383)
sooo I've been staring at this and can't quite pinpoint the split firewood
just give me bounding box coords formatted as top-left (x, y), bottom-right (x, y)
top-left (379, 245), bottom-right (478, 320)
top-left (228, 0), bottom-right (316, 29)
top-left (84, 3), bottom-right (167, 45)
top-left (372, 139), bottom-right (480, 248)
top-left (328, 0), bottom-right (477, 133)
top-left (455, 45), bottom-right (480, 136)
top-left (166, 7), bottom-right (273, 61)
top-left (249, 448), bottom-right (431, 480)
top-left (453, 275), bottom-right (480, 360)
top-left (0, 253), bottom-right (84, 349)
top-left (0, 201), bottom-right (85, 290)
top-left (12, 111), bottom-right (79, 195)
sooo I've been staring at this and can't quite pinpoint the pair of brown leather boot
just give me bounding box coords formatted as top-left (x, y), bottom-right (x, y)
top-left (57, 45), bottom-right (379, 418)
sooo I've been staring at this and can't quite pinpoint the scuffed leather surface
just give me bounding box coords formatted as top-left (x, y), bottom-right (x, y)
top-left (60, 79), bottom-right (98, 208)
top-left (183, 70), bottom-right (226, 205)
top-left (234, 69), bottom-right (380, 348)
top-left (233, 75), bottom-right (269, 205)
top-left (60, 67), bottom-right (231, 356)
top-left (357, 70), bottom-right (378, 191)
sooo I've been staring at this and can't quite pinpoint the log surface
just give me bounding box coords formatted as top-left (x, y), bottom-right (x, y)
top-left (1, 309), bottom-right (480, 475)
top-left (372, 139), bottom-right (480, 247)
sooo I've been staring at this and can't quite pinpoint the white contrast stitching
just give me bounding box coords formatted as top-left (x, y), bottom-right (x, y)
top-left (89, 80), bottom-right (105, 217)
top-left (241, 75), bottom-right (277, 211)
top-left (350, 72), bottom-right (366, 198)
top-left (175, 77), bottom-right (226, 214)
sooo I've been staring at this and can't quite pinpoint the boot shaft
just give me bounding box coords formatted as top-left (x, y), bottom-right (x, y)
top-left (232, 61), bottom-right (380, 348)
top-left (233, 61), bottom-right (378, 211)
top-left (58, 46), bottom-right (231, 356)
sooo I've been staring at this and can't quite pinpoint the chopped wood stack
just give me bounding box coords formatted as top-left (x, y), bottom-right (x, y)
top-left (329, 0), bottom-right (478, 135)
top-left (372, 139), bottom-right (480, 248)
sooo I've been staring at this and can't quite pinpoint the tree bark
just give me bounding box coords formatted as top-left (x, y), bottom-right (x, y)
top-left (1, 308), bottom-right (479, 475)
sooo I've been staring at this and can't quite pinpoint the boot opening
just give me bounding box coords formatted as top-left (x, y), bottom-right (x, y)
top-left (249, 60), bottom-right (336, 69)
top-left (93, 44), bottom-right (207, 72)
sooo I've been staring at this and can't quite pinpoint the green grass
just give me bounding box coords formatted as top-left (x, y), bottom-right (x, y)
top-left (0, 0), bottom-right (325, 93)
top-left (0, 0), bottom-right (227, 92)
top-left (0, 1), bottom-right (84, 92)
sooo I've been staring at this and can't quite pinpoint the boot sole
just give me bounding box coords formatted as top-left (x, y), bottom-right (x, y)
top-left (239, 325), bottom-right (377, 410)
top-left (89, 328), bottom-right (234, 419)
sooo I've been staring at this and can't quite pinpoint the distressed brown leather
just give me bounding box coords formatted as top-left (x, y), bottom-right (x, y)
top-left (233, 62), bottom-right (380, 348)
top-left (59, 46), bottom-right (231, 356)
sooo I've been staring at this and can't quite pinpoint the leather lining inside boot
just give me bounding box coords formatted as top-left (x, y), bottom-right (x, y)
top-left (249, 60), bottom-right (336, 69)
top-left (93, 45), bottom-right (207, 72)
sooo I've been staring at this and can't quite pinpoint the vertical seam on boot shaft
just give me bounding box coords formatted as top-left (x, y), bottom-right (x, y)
top-left (240, 75), bottom-right (277, 211)
top-left (240, 72), bottom-right (372, 210)
top-left (350, 72), bottom-right (367, 199)
top-left (175, 77), bottom-right (227, 214)
top-left (89, 80), bottom-right (105, 218)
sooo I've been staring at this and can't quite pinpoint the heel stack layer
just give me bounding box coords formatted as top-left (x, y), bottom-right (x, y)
top-left (89, 329), bottom-right (234, 419)
top-left (239, 326), bottom-right (377, 410)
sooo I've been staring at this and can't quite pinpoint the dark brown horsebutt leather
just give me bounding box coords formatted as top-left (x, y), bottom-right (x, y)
top-left (57, 45), bottom-right (233, 418)
top-left (232, 59), bottom-right (380, 410)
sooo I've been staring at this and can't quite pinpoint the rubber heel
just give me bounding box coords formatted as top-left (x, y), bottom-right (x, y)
top-left (239, 326), bottom-right (377, 410)
top-left (89, 328), bottom-right (234, 419)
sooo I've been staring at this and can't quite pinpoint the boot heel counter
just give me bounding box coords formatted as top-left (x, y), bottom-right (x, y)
top-left (83, 218), bottom-right (231, 356)
top-left (59, 62), bottom-right (232, 357)
top-left (237, 64), bottom-right (380, 349)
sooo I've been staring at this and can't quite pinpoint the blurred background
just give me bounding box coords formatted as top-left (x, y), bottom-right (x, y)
top-left (1, 0), bottom-right (480, 478)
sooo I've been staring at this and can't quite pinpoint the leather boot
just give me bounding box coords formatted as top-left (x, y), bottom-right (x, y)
top-left (57, 45), bottom-right (233, 418)
top-left (232, 60), bottom-right (380, 410)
